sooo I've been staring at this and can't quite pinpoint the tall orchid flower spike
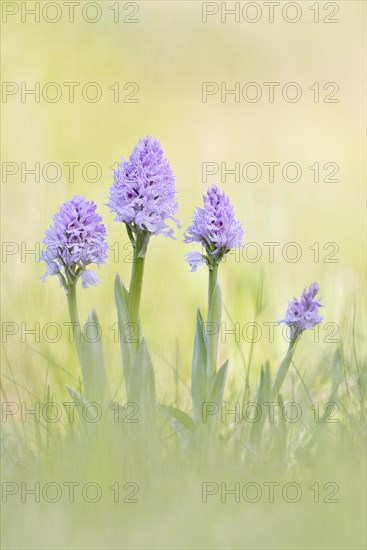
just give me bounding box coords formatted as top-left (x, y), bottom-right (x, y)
top-left (109, 136), bottom-right (179, 418)
top-left (108, 135), bottom-right (179, 325)
top-left (40, 195), bottom-right (108, 399)
top-left (274, 282), bottom-right (323, 397)
top-left (185, 185), bottom-right (244, 424)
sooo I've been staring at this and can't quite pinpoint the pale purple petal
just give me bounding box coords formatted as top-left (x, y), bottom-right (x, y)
top-left (185, 251), bottom-right (204, 272)
top-left (81, 269), bottom-right (99, 289)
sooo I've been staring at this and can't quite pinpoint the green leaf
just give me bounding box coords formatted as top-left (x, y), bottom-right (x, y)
top-left (65, 385), bottom-right (89, 424)
top-left (160, 405), bottom-right (194, 447)
top-left (66, 384), bottom-right (87, 406)
top-left (272, 339), bottom-right (298, 398)
top-left (257, 365), bottom-right (266, 404)
top-left (331, 347), bottom-right (343, 399)
top-left (201, 360), bottom-right (228, 433)
top-left (160, 405), bottom-right (195, 431)
top-left (209, 360), bottom-right (228, 404)
top-left (115, 274), bottom-right (155, 417)
top-left (249, 362), bottom-right (271, 446)
top-left (249, 365), bottom-right (265, 445)
top-left (114, 274), bottom-right (132, 384)
top-left (128, 338), bottom-right (156, 417)
top-left (276, 393), bottom-right (288, 452)
top-left (265, 361), bottom-right (272, 402)
top-left (207, 281), bottom-right (222, 385)
top-left (80, 309), bottom-right (105, 402)
top-left (191, 308), bottom-right (208, 423)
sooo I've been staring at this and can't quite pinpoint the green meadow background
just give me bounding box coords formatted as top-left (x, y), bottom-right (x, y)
top-left (1, 1), bottom-right (366, 549)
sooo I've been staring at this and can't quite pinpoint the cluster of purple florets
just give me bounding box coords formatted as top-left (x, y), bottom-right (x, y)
top-left (108, 136), bottom-right (179, 238)
top-left (280, 282), bottom-right (323, 338)
top-left (41, 195), bottom-right (107, 289)
top-left (184, 184), bottom-right (244, 271)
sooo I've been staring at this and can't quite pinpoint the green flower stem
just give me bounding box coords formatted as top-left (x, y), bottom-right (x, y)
top-left (66, 282), bottom-right (82, 362)
top-left (208, 263), bottom-right (218, 316)
top-left (207, 262), bottom-right (219, 388)
top-left (249, 337), bottom-right (298, 449)
top-left (128, 231), bottom-right (149, 331)
top-left (129, 256), bottom-right (145, 327)
top-left (271, 337), bottom-right (298, 398)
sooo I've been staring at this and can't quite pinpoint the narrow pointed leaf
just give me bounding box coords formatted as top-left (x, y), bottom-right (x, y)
top-left (277, 393), bottom-right (288, 451)
top-left (66, 385), bottom-right (89, 424)
top-left (160, 405), bottom-right (195, 432)
top-left (128, 338), bottom-right (156, 417)
top-left (249, 365), bottom-right (265, 445)
top-left (257, 365), bottom-right (266, 404)
top-left (66, 385), bottom-right (87, 406)
top-left (80, 309), bottom-right (105, 401)
top-left (114, 273), bottom-right (132, 384)
top-left (209, 359), bottom-right (228, 404)
top-left (191, 308), bottom-right (208, 423)
top-left (265, 361), bottom-right (272, 402)
top-left (160, 405), bottom-right (194, 448)
top-left (207, 281), bottom-right (222, 384)
top-left (272, 340), bottom-right (298, 398)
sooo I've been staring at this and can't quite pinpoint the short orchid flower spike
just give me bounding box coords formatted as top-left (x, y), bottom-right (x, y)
top-left (184, 184), bottom-right (244, 271)
top-left (280, 282), bottom-right (323, 340)
top-left (41, 195), bottom-right (108, 290)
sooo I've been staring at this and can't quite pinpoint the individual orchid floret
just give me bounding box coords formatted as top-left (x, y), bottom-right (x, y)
top-left (108, 136), bottom-right (179, 241)
top-left (184, 184), bottom-right (244, 270)
top-left (40, 195), bottom-right (107, 290)
top-left (185, 251), bottom-right (206, 272)
top-left (280, 282), bottom-right (323, 339)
